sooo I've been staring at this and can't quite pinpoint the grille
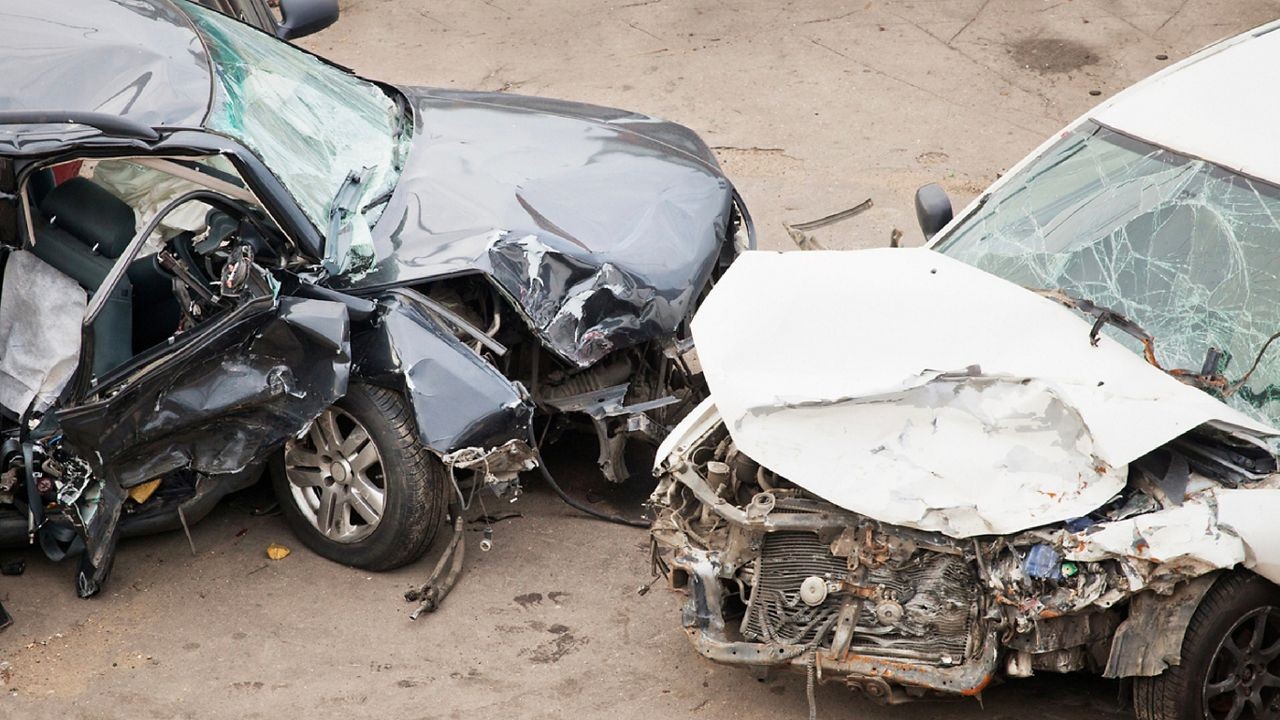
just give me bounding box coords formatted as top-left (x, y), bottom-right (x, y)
top-left (741, 532), bottom-right (850, 645)
top-left (740, 531), bottom-right (977, 662)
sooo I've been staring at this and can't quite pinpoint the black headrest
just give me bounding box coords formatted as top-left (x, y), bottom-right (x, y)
top-left (39, 178), bottom-right (136, 259)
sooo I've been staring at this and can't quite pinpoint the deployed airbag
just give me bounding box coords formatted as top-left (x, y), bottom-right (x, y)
top-left (0, 250), bottom-right (86, 415)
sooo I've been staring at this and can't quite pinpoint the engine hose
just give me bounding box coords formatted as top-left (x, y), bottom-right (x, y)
top-left (529, 427), bottom-right (649, 529)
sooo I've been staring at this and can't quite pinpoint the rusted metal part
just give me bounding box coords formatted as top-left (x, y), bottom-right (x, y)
top-left (667, 521), bottom-right (998, 697)
top-left (406, 509), bottom-right (467, 619)
top-left (665, 462), bottom-right (863, 531)
top-left (1033, 287), bottom-right (1228, 396)
top-left (784, 199), bottom-right (873, 251)
top-left (652, 413), bottom-right (1280, 703)
top-left (681, 617), bottom-right (999, 696)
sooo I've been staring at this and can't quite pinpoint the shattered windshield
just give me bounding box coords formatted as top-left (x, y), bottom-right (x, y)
top-left (935, 122), bottom-right (1280, 428)
top-left (183, 1), bottom-right (408, 244)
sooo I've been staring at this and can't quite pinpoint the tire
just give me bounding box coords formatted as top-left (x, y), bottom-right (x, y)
top-left (271, 382), bottom-right (447, 571)
top-left (1134, 572), bottom-right (1280, 720)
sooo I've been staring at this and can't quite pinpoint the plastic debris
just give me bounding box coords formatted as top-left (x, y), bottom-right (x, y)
top-left (1023, 544), bottom-right (1064, 581)
top-left (127, 478), bottom-right (161, 504)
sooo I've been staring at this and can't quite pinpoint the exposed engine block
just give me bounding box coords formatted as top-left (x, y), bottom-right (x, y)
top-left (741, 531), bottom-right (977, 663)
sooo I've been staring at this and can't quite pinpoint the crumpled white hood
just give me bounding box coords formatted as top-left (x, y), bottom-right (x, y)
top-left (690, 248), bottom-right (1277, 537)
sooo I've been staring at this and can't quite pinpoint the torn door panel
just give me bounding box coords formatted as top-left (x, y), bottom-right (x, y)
top-left (352, 289), bottom-right (535, 462)
top-left (55, 296), bottom-right (350, 488)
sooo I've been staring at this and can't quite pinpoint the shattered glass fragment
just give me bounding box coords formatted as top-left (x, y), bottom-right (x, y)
top-left (185, 1), bottom-right (408, 236)
top-left (937, 123), bottom-right (1280, 429)
top-left (1024, 543), bottom-right (1065, 581)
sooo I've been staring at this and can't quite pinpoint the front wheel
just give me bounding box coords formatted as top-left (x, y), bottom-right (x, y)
top-left (271, 383), bottom-right (447, 571)
top-left (1134, 572), bottom-right (1280, 720)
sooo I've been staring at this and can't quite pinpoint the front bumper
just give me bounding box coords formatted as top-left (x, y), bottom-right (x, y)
top-left (651, 453), bottom-right (1000, 702)
top-left (663, 545), bottom-right (999, 702)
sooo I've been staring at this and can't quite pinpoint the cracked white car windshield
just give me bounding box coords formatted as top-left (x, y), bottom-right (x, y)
top-left (934, 122), bottom-right (1280, 427)
top-left (183, 0), bottom-right (408, 234)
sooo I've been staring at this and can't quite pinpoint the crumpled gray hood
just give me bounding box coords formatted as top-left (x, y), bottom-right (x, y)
top-left (338, 87), bottom-right (737, 368)
top-left (684, 248), bottom-right (1277, 537)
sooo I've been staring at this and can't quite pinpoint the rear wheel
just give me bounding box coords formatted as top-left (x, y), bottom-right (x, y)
top-left (272, 383), bottom-right (447, 571)
top-left (1134, 572), bottom-right (1280, 720)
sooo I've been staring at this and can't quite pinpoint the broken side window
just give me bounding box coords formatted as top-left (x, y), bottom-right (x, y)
top-left (934, 122), bottom-right (1280, 428)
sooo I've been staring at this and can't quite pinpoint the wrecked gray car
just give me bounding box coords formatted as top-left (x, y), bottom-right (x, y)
top-left (0, 0), bottom-right (747, 598)
top-left (652, 22), bottom-right (1280, 720)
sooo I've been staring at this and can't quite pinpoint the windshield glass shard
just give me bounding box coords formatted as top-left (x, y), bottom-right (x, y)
top-left (183, 0), bottom-right (408, 239)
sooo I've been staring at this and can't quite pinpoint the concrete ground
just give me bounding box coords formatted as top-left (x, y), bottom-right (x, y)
top-left (4, 0), bottom-right (1280, 718)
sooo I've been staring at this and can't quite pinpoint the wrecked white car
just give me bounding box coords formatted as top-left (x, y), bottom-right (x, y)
top-left (652, 21), bottom-right (1280, 720)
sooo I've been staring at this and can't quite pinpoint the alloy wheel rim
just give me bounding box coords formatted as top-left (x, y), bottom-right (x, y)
top-left (1204, 606), bottom-right (1280, 720)
top-left (284, 407), bottom-right (386, 544)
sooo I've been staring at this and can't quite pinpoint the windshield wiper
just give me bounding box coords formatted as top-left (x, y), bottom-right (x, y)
top-left (322, 166), bottom-right (373, 275)
top-left (1035, 288), bottom-right (1161, 364)
top-left (1035, 288), bottom-right (1230, 392)
top-left (361, 187), bottom-right (395, 215)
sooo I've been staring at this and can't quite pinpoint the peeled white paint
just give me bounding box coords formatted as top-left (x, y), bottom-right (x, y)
top-left (690, 249), bottom-right (1276, 538)
top-left (1215, 489), bottom-right (1280, 585)
top-left (1066, 498), bottom-right (1246, 571)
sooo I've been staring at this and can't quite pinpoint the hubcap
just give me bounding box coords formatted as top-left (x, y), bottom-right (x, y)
top-left (284, 407), bottom-right (386, 544)
top-left (1203, 606), bottom-right (1280, 720)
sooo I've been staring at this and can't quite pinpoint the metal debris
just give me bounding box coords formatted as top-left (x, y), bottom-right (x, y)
top-left (784, 199), bottom-right (873, 251)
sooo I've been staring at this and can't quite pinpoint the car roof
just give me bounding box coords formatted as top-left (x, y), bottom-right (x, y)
top-left (1091, 21), bottom-right (1280, 183)
top-left (0, 0), bottom-right (211, 132)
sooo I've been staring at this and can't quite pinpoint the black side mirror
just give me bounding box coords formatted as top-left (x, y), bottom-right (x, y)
top-left (915, 183), bottom-right (954, 241)
top-left (276, 0), bottom-right (339, 40)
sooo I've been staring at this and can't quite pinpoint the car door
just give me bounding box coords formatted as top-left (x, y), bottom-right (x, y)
top-left (55, 292), bottom-right (351, 490)
top-left (36, 182), bottom-right (352, 595)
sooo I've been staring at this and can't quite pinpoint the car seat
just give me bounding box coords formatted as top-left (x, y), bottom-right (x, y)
top-left (30, 178), bottom-right (136, 379)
